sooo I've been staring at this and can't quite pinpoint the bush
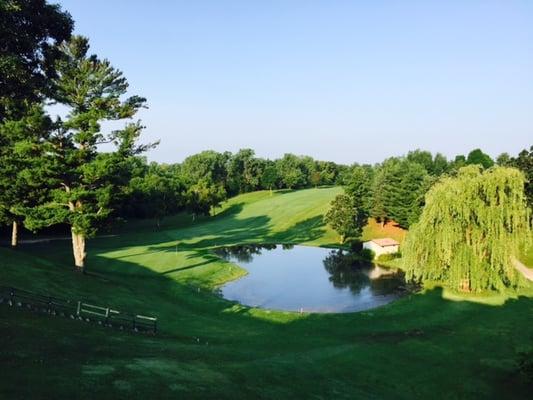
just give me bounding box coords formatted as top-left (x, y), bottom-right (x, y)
top-left (376, 252), bottom-right (401, 262)
top-left (349, 239), bottom-right (363, 252)
top-left (342, 242), bottom-right (374, 262)
top-left (359, 248), bottom-right (375, 262)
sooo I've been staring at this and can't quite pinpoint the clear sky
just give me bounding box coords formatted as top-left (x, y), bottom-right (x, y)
top-left (55, 0), bottom-right (532, 165)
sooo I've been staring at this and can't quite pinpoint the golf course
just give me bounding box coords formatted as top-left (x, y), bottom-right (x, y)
top-left (1, 187), bottom-right (532, 399)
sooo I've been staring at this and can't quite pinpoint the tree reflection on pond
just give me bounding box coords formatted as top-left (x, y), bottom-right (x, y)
top-left (214, 244), bottom-right (276, 263)
top-left (322, 249), bottom-right (404, 295)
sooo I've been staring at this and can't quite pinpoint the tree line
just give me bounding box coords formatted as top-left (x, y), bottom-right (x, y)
top-left (100, 145), bottom-right (531, 235)
top-left (324, 147), bottom-right (532, 245)
top-left (115, 150), bottom-right (346, 223)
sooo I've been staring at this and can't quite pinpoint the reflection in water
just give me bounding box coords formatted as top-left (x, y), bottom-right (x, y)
top-left (215, 245), bottom-right (407, 313)
top-left (214, 244), bottom-right (276, 263)
top-left (323, 249), bottom-right (404, 295)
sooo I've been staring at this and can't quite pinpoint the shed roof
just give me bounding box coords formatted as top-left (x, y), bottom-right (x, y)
top-left (370, 238), bottom-right (400, 247)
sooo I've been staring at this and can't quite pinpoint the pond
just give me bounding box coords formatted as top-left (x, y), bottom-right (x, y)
top-left (214, 244), bottom-right (407, 313)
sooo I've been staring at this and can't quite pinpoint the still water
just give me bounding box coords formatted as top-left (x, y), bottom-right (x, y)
top-left (214, 244), bottom-right (407, 313)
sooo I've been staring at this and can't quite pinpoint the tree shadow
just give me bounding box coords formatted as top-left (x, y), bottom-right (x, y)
top-left (267, 215), bottom-right (326, 244)
top-left (212, 202), bottom-right (245, 219)
top-left (161, 258), bottom-right (220, 275)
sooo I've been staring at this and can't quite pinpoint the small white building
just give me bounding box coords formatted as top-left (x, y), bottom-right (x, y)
top-left (363, 238), bottom-right (400, 258)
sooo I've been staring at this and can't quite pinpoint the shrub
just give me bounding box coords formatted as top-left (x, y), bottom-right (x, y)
top-left (376, 252), bottom-right (401, 262)
top-left (359, 248), bottom-right (375, 262)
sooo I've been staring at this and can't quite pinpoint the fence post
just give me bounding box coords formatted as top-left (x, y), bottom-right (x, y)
top-left (76, 301), bottom-right (81, 316)
top-left (132, 315), bottom-right (137, 331)
top-left (105, 308), bottom-right (110, 325)
top-left (9, 287), bottom-right (15, 306)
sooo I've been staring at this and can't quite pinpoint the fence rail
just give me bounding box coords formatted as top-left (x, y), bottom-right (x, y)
top-left (0, 285), bottom-right (157, 334)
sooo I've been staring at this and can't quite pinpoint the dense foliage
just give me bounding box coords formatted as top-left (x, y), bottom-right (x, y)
top-left (0, 0), bottom-right (73, 120)
top-left (370, 158), bottom-right (430, 227)
top-left (324, 194), bottom-right (367, 244)
top-left (510, 146), bottom-right (533, 207)
top-left (0, 105), bottom-right (53, 246)
top-left (466, 148), bottom-right (495, 169)
top-left (403, 166), bottom-right (531, 291)
top-left (112, 149), bottom-right (344, 221)
top-left (0, 0), bottom-right (73, 245)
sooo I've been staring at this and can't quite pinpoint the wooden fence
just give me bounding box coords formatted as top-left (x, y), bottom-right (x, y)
top-left (0, 285), bottom-right (157, 334)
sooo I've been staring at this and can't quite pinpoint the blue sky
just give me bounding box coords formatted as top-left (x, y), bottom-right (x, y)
top-left (55, 0), bottom-right (533, 164)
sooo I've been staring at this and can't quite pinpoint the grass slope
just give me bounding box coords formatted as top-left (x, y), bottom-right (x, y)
top-left (1, 187), bottom-right (532, 399)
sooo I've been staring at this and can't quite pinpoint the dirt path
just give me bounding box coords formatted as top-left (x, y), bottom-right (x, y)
top-left (512, 257), bottom-right (533, 281)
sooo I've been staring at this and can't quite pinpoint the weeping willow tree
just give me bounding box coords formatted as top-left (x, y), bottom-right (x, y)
top-left (403, 165), bottom-right (531, 292)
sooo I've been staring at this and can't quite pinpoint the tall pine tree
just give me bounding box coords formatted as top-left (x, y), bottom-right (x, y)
top-left (371, 158), bottom-right (429, 228)
top-left (24, 36), bottom-right (155, 271)
top-left (0, 0), bottom-right (73, 244)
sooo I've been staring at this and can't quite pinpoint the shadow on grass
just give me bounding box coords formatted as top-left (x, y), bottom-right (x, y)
top-left (2, 247), bottom-right (533, 400)
top-left (268, 215), bottom-right (326, 244)
top-left (212, 202), bottom-right (245, 219)
top-left (4, 185), bottom-right (533, 398)
top-left (3, 230), bottom-right (533, 400)
top-left (161, 253), bottom-right (221, 275)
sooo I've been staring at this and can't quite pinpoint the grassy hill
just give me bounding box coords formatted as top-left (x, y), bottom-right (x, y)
top-left (1, 187), bottom-right (532, 399)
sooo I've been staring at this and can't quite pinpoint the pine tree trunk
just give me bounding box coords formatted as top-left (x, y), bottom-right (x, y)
top-left (71, 229), bottom-right (86, 272)
top-left (11, 220), bottom-right (18, 247)
top-left (340, 234), bottom-right (345, 244)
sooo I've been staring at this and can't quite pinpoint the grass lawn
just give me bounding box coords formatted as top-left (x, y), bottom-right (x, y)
top-left (1, 187), bottom-right (532, 399)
